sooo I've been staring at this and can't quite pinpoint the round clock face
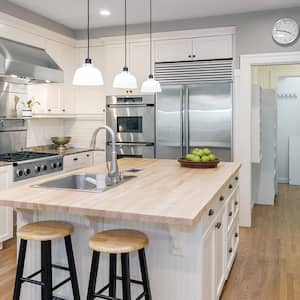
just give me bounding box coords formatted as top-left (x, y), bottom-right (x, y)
top-left (272, 18), bottom-right (299, 45)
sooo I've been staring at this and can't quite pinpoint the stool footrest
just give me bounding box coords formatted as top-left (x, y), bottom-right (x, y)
top-left (52, 277), bottom-right (71, 292)
top-left (116, 276), bottom-right (143, 286)
top-left (20, 277), bottom-right (44, 286)
top-left (52, 264), bottom-right (70, 272)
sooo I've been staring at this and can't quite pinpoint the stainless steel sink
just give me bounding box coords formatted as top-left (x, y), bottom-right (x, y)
top-left (33, 173), bottom-right (136, 193)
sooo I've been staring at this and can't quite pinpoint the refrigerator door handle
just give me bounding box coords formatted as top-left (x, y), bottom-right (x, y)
top-left (185, 87), bottom-right (190, 155)
top-left (180, 88), bottom-right (184, 157)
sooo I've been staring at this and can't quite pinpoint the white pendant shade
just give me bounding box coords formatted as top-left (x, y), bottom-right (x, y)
top-left (113, 69), bottom-right (137, 89)
top-left (72, 62), bottom-right (104, 86)
top-left (141, 77), bottom-right (162, 93)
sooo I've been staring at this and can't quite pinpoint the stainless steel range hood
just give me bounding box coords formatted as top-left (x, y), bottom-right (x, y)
top-left (0, 37), bottom-right (64, 84)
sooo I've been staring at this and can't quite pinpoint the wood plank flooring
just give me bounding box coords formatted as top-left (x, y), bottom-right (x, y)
top-left (1, 184), bottom-right (300, 299)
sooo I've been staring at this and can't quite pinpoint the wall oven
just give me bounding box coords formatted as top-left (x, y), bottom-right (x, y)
top-left (106, 95), bottom-right (155, 159)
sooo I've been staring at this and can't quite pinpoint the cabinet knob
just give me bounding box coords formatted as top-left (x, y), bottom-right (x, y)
top-left (192, 54), bottom-right (196, 58)
top-left (215, 222), bottom-right (222, 229)
top-left (62, 109), bottom-right (66, 112)
top-left (219, 195), bottom-right (224, 202)
top-left (229, 184), bottom-right (233, 189)
top-left (48, 108), bottom-right (52, 112)
top-left (229, 248), bottom-right (233, 253)
top-left (235, 176), bottom-right (239, 181)
top-left (235, 201), bottom-right (238, 206)
top-left (86, 154), bottom-right (90, 157)
top-left (229, 211), bottom-right (233, 217)
top-left (188, 55), bottom-right (192, 58)
top-left (208, 209), bottom-right (214, 216)
top-left (73, 158), bottom-right (78, 161)
top-left (235, 233), bottom-right (238, 238)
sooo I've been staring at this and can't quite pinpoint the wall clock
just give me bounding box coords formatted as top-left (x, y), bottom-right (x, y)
top-left (272, 18), bottom-right (299, 45)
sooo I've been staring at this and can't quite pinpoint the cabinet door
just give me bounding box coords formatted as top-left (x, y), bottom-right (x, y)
top-left (155, 39), bottom-right (193, 62)
top-left (129, 41), bottom-right (150, 90)
top-left (201, 226), bottom-right (214, 300)
top-left (214, 208), bottom-right (226, 299)
top-left (0, 166), bottom-right (13, 244)
top-left (192, 35), bottom-right (233, 60)
top-left (104, 43), bottom-right (131, 96)
top-left (63, 152), bottom-right (93, 171)
top-left (74, 46), bottom-right (106, 114)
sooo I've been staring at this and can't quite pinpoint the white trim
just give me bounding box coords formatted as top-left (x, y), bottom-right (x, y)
top-left (75, 26), bottom-right (236, 48)
top-left (239, 51), bottom-right (300, 227)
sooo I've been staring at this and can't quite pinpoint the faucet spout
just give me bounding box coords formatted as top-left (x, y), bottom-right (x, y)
top-left (90, 125), bottom-right (121, 185)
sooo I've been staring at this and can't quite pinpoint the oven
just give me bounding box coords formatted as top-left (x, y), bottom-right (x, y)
top-left (106, 95), bottom-right (155, 144)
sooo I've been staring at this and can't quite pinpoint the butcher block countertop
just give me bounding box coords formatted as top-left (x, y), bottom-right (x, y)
top-left (0, 159), bottom-right (240, 226)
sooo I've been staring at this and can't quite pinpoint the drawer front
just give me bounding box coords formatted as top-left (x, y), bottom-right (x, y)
top-left (226, 218), bottom-right (239, 276)
top-left (64, 152), bottom-right (93, 171)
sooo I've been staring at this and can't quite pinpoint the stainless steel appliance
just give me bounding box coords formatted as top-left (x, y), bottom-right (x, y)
top-left (0, 118), bottom-right (63, 182)
top-left (106, 95), bottom-right (155, 159)
top-left (155, 59), bottom-right (233, 161)
top-left (0, 37), bottom-right (63, 84)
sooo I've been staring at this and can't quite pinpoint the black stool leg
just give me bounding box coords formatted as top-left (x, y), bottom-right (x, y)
top-left (13, 239), bottom-right (27, 300)
top-left (138, 249), bottom-right (152, 300)
top-left (41, 240), bottom-right (53, 300)
top-left (121, 253), bottom-right (131, 300)
top-left (109, 254), bottom-right (117, 297)
top-left (65, 236), bottom-right (81, 300)
top-left (87, 251), bottom-right (100, 300)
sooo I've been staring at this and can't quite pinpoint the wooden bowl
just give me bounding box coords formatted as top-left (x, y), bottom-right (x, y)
top-left (177, 157), bottom-right (220, 169)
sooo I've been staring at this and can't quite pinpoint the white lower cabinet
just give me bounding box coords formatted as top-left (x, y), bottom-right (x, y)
top-left (200, 173), bottom-right (239, 300)
top-left (0, 166), bottom-right (13, 247)
top-left (63, 152), bottom-right (93, 171)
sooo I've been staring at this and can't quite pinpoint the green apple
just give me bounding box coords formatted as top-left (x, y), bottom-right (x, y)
top-left (186, 154), bottom-right (194, 161)
top-left (208, 154), bottom-right (216, 161)
top-left (191, 155), bottom-right (201, 162)
top-left (201, 155), bottom-right (210, 162)
top-left (192, 148), bottom-right (204, 157)
top-left (203, 148), bottom-right (211, 155)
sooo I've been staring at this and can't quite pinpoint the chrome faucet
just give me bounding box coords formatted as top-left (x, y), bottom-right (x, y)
top-left (90, 125), bottom-right (121, 185)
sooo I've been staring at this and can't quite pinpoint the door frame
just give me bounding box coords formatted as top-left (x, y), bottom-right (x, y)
top-left (236, 51), bottom-right (300, 227)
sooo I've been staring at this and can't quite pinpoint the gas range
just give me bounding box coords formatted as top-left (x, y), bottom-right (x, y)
top-left (0, 151), bottom-right (63, 182)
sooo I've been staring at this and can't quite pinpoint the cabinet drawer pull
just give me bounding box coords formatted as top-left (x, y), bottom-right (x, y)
top-left (229, 184), bottom-right (233, 189)
top-left (192, 54), bottom-right (196, 58)
top-left (86, 154), bottom-right (90, 157)
top-left (234, 201), bottom-right (238, 206)
top-left (48, 108), bottom-right (52, 112)
top-left (208, 209), bottom-right (214, 216)
top-left (229, 248), bottom-right (233, 254)
top-left (215, 222), bottom-right (222, 229)
top-left (235, 176), bottom-right (239, 181)
top-left (235, 233), bottom-right (238, 238)
top-left (229, 211), bottom-right (233, 217)
top-left (73, 158), bottom-right (78, 161)
top-left (62, 109), bottom-right (66, 112)
top-left (219, 195), bottom-right (224, 202)
top-left (188, 55), bottom-right (192, 58)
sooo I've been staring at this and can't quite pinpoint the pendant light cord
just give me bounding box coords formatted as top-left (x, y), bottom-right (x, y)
top-left (87, 0), bottom-right (90, 59)
top-left (124, 0), bottom-right (128, 69)
top-left (149, 0), bottom-right (153, 76)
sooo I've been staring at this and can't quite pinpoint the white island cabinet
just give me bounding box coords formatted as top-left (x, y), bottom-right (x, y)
top-left (0, 165), bottom-right (13, 248)
top-left (0, 159), bottom-right (240, 300)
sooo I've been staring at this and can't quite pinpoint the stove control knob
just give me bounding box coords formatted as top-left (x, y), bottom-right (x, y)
top-left (42, 165), bottom-right (48, 171)
top-left (51, 162), bottom-right (57, 169)
top-left (35, 166), bottom-right (41, 173)
top-left (57, 161), bottom-right (62, 168)
top-left (24, 169), bottom-right (31, 176)
top-left (16, 169), bottom-right (23, 177)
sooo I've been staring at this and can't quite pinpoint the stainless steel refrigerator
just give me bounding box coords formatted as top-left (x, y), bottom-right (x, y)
top-left (156, 83), bottom-right (232, 161)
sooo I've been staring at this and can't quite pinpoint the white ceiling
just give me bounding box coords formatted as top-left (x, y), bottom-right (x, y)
top-left (8, 0), bottom-right (300, 30)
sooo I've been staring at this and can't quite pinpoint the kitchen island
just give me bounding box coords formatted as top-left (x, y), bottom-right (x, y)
top-left (0, 158), bottom-right (240, 300)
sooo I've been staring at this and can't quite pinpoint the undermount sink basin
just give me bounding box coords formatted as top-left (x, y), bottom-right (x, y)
top-left (33, 173), bottom-right (136, 193)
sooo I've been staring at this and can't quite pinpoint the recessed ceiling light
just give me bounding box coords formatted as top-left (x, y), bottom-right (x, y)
top-left (99, 9), bottom-right (111, 16)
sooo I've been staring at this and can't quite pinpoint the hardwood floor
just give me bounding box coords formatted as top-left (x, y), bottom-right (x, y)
top-left (1, 184), bottom-right (300, 299)
top-left (0, 238), bottom-right (16, 300)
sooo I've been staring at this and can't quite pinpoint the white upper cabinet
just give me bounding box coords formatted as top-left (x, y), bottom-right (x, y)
top-left (74, 46), bottom-right (106, 115)
top-left (192, 35), bottom-right (233, 60)
top-left (155, 38), bottom-right (193, 62)
top-left (155, 34), bottom-right (233, 62)
top-left (129, 41), bottom-right (150, 91)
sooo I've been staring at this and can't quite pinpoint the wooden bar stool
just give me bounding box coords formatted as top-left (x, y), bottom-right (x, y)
top-left (13, 221), bottom-right (80, 300)
top-left (87, 229), bottom-right (152, 300)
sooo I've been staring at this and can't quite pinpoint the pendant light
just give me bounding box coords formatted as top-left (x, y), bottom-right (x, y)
top-left (73, 0), bottom-right (104, 86)
top-left (113, 0), bottom-right (137, 89)
top-left (141, 0), bottom-right (161, 93)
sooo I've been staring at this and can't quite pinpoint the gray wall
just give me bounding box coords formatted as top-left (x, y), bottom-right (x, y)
top-left (77, 7), bottom-right (300, 65)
